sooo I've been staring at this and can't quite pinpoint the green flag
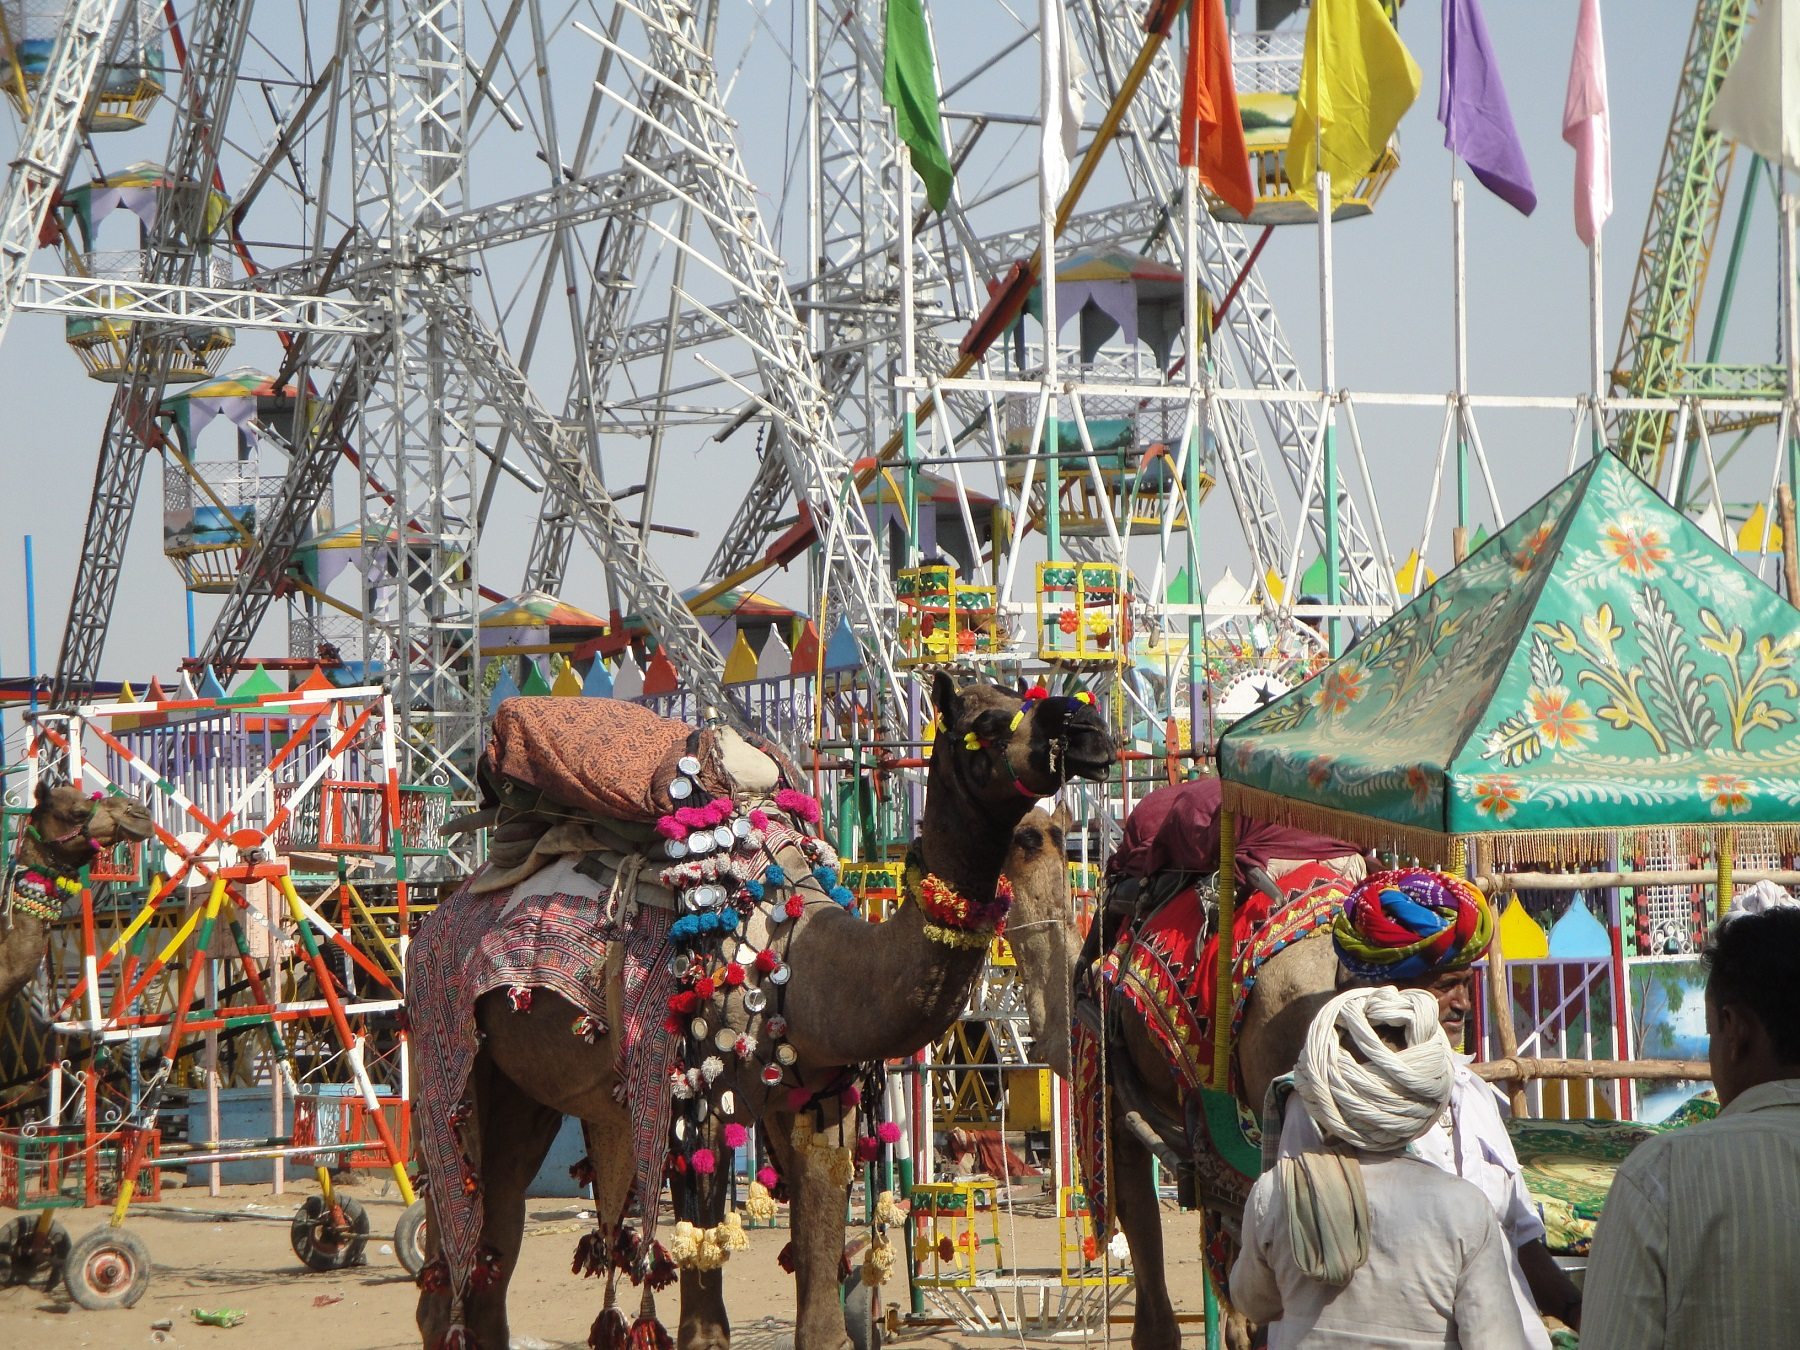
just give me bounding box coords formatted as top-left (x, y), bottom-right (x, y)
top-left (884, 0), bottom-right (955, 210)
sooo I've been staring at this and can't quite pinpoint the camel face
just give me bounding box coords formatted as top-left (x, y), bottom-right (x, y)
top-left (25, 785), bottom-right (155, 870)
top-left (930, 674), bottom-right (1116, 805)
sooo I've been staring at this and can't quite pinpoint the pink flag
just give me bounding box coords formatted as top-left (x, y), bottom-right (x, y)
top-left (1562, 0), bottom-right (1611, 246)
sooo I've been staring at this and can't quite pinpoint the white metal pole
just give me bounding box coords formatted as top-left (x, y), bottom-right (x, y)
top-left (1590, 227), bottom-right (1605, 459)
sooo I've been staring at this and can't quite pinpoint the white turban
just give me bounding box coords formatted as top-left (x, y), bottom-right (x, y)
top-left (1295, 986), bottom-right (1455, 1153)
top-left (1277, 987), bottom-right (1456, 1285)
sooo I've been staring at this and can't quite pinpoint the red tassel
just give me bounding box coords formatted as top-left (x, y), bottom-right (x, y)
top-left (627, 1315), bottom-right (674, 1350)
top-left (589, 1307), bottom-right (630, 1350)
top-left (644, 1240), bottom-right (677, 1291)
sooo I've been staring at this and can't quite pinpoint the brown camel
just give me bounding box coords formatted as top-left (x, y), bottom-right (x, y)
top-left (412, 676), bottom-right (1115, 1350)
top-left (1001, 801), bottom-right (1077, 1081)
top-left (2, 784), bottom-right (158, 1012)
top-left (1000, 835), bottom-right (1348, 1350)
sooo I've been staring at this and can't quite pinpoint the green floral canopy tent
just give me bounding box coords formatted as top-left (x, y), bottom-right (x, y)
top-left (1219, 453), bottom-right (1800, 865)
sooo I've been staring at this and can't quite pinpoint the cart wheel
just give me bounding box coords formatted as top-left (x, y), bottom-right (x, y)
top-left (842, 1267), bottom-right (882, 1350)
top-left (394, 1198), bottom-right (428, 1276)
top-left (63, 1226), bottom-right (151, 1310)
top-left (290, 1194), bottom-right (370, 1271)
top-left (0, 1215), bottom-right (72, 1291)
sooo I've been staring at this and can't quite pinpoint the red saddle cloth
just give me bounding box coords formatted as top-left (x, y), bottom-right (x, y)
top-left (484, 696), bottom-right (695, 821)
top-left (1100, 859), bottom-right (1348, 1097)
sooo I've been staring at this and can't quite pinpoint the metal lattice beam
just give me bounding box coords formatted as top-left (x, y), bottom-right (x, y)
top-left (1611, 0), bottom-right (1755, 481)
top-left (582, 4), bottom-right (904, 720)
top-left (0, 0), bottom-right (126, 355)
top-left (52, 0), bottom-right (259, 701)
top-left (439, 301), bottom-right (771, 747)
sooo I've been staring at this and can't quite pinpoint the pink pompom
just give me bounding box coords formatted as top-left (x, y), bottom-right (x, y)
top-left (877, 1122), bottom-right (902, 1144)
top-left (855, 1138), bottom-right (880, 1163)
top-left (786, 1087), bottom-right (813, 1112)
top-left (748, 809), bottom-right (769, 831)
top-left (839, 1085), bottom-right (861, 1107)
top-left (723, 1123), bottom-right (748, 1149)
top-left (774, 789), bottom-right (821, 824)
top-left (707, 800), bottom-right (734, 826)
top-left (690, 1148), bottom-right (716, 1175)
top-left (675, 805), bottom-right (707, 829)
top-left (656, 816), bottom-right (686, 840)
top-left (757, 1165), bottom-right (779, 1189)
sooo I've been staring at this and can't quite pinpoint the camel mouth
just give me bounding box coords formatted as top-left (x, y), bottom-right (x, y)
top-left (1063, 754), bottom-right (1114, 783)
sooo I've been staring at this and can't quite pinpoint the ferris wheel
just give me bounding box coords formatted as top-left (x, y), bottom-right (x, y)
top-left (0, 0), bottom-right (1521, 799)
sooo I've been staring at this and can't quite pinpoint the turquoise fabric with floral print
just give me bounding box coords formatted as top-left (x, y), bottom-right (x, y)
top-left (1220, 454), bottom-right (1800, 833)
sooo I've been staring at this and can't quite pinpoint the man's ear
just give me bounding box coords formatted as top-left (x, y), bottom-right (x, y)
top-left (1714, 1000), bottom-right (1760, 1068)
top-left (931, 671), bottom-right (960, 727)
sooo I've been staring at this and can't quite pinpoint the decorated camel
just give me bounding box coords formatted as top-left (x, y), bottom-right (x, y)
top-left (2, 783), bottom-right (157, 1011)
top-left (1059, 778), bottom-right (1364, 1350)
top-left (408, 676), bottom-right (1114, 1350)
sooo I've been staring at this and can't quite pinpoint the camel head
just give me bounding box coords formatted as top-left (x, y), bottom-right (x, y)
top-left (21, 783), bottom-right (155, 874)
top-left (929, 673), bottom-right (1115, 810)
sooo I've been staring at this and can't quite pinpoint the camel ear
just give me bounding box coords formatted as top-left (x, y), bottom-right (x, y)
top-left (1051, 799), bottom-right (1074, 832)
top-left (931, 671), bottom-right (961, 726)
top-left (34, 780), bottom-right (51, 806)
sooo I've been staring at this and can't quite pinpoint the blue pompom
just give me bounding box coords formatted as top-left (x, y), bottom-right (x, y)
top-left (764, 864), bottom-right (786, 886)
top-left (830, 885), bottom-right (854, 907)
top-left (744, 879), bottom-right (765, 902)
top-left (672, 916), bottom-right (698, 941)
top-left (814, 866), bottom-right (839, 887)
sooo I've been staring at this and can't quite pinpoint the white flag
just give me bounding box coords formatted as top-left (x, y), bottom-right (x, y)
top-left (1040, 1), bottom-right (1087, 210)
top-left (1708, 0), bottom-right (1800, 174)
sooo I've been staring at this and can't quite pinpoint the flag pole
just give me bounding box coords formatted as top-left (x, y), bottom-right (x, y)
top-left (1317, 167), bottom-right (1340, 655)
top-left (1589, 225), bottom-right (1605, 461)
top-left (1039, 2), bottom-right (1060, 564)
top-left (1785, 189), bottom-right (1799, 507)
top-left (1452, 173), bottom-right (1470, 545)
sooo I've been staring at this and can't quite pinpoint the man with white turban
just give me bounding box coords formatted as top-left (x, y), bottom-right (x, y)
top-left (1276, 868), bottom-right (1580, 1343)
top-left (1230, 987), bottom-right (1530, 1348)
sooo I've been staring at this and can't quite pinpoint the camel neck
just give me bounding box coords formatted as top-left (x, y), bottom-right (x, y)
top-left (916, 759), bottom-right (1029, 905)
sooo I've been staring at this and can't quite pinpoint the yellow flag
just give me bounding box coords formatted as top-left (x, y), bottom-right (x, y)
top-left (1287, 0), bottom-right (1421, 209)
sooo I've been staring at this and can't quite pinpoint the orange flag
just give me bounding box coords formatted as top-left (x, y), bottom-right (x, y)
top-left (1179, 0), bottom-right (1255, 219)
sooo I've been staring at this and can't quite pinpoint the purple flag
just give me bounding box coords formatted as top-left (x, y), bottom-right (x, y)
top-left (1439, 0), bottom-right (1537, 215)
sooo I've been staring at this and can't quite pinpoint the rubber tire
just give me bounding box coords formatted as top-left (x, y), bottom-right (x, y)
top-left (0, 1215), bottom-right (71, 1290)
top-left (842, 1268), bottom-right (882, 1350)
top-left (394, 1198), bottom-right (428, 1276)
top-left (63, 1226), bottom-right (151, 1310)
top-left (290, 1194), bottom-right (370, 1271)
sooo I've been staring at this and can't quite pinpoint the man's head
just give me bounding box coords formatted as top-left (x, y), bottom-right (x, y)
top-left (1703, 907), bottom-right (1800, 1107)
top-left (1331, 868), bottom-right (1493, 1047)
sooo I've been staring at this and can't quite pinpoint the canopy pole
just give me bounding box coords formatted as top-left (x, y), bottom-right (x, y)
top-left (1212, 809), bottom-right (1236, 1092)
top-left (1716, 830), bottom-right (1735, 924)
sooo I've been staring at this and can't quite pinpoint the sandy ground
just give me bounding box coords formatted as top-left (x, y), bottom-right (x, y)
top-left (0, 1176), bottom-right (1210, 1349)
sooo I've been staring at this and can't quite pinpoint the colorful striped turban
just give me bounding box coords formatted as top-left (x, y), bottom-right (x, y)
top-left (1332, 868), bottom-right (1494, 983)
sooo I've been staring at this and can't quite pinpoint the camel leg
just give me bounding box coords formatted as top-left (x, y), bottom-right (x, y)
top-left (466, 1079), bottom-right (563, 1346)
top-left (414, 999), bottom-right (569, 1350)
top-left (764, 1111), bottom-right (851, 1350)
top-left (671, 1125), bottom-right (731, 1350)
top-left (1110, 1104), bottom-right (1179, 1350)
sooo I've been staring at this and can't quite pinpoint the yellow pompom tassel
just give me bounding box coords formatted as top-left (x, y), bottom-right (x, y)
top-left (825, 1146), bottom-right (854, 1188)
top-left (745, 1181), bottom-right (778, 1223)
top-left (668, 1221), bottom-right (702, 1267)
top-left (861, 1234), bottom-right (895, 1287)
top-left (719, 1212), bottom-right (750, 1254)
top-left (790, 1114), bottom-right (816, 1146)
top-left (873, 1190), bottom-right (905, 1228)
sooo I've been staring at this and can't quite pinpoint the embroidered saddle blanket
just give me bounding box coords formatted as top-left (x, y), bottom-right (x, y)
top-left (408, 855), bottom-right (681, 1298)
top-left (1072, 863), bottom-right (1352, 1243)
